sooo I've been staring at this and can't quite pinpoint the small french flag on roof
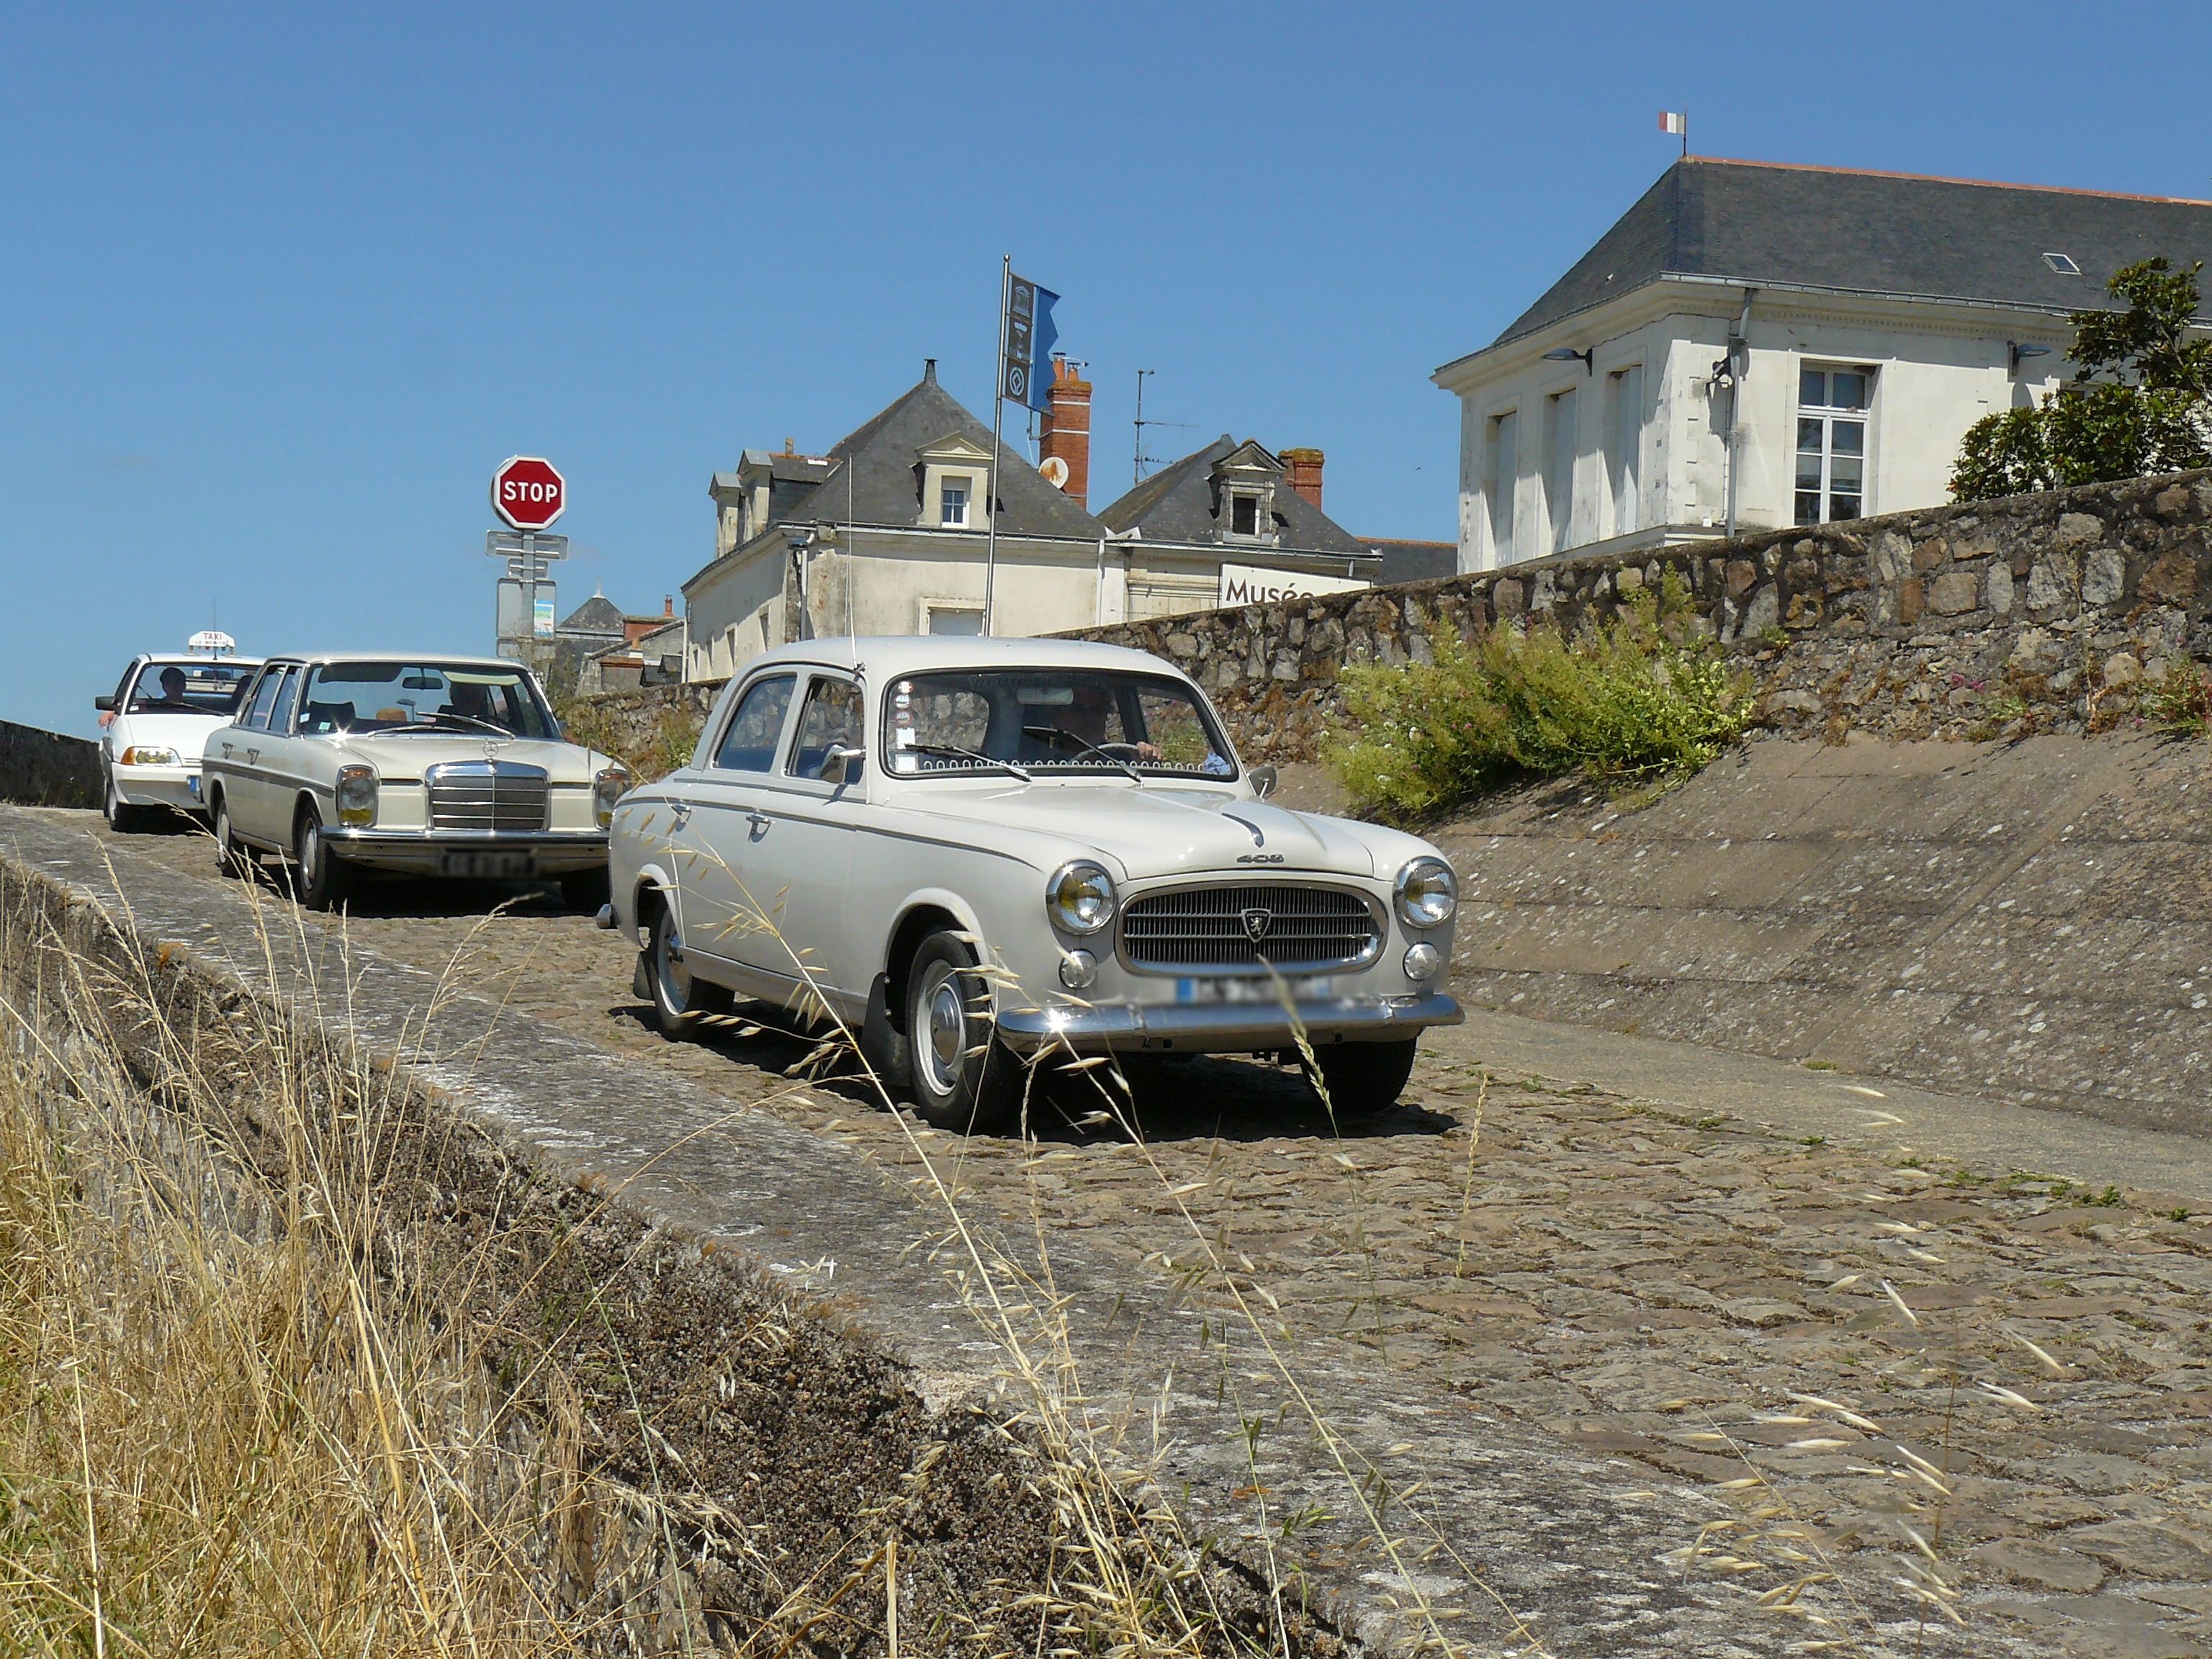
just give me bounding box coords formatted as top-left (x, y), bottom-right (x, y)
top-left (1658, 110), bottom-right (1686, 136)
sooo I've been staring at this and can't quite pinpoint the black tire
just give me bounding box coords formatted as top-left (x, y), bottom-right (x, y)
top-left (1305, 1039), bottom-right (1419, 1123)
top-left (560, 867), bottom-right (611, 912)
top-left (212, 792), bottom-right (253, 879)
top-left (290, 801), bottom-right (354, 912)
top-left (646, 899), bottom-right (732, 1037)
top-left (903, 930), bottom-right (1028, 1135)
top-left (103, 773), bottom-right (155, 835)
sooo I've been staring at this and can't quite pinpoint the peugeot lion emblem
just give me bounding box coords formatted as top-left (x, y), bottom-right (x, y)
top-left (1241, 907), bottom-right (1274, 944)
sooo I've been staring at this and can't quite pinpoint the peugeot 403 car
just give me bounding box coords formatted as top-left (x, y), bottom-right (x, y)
top-left (601, 637), bottom-right (1462, 1131)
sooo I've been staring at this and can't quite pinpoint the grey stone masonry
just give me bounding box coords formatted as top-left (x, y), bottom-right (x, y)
top-left (0, 717), bottom-right (99, 808)
top-left (1064, 470), bottom-right (2212, 763)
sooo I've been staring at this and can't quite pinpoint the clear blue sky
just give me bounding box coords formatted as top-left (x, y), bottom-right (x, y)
top-left (5, 1), bottom-right (2208, 736)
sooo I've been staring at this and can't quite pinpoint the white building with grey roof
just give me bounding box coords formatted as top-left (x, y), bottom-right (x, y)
top-left (1434, 156), bottom-right (2212, 573)
top-left (683, 364), bottom-right (1390, 683)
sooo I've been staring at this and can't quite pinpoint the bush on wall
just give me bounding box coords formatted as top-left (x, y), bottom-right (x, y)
top-left (1326, 573), bottom-right (1753, 820)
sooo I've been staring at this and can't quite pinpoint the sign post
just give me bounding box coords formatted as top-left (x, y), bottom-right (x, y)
top-left (486, 457), bottom-right (569, 662)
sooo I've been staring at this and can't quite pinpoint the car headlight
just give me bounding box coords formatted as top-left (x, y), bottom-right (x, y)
top-left (1395, 856), bottom-right (1457, 928)
top-left (119, 746), bottom-right (181, 767)
top-left (593, 765), bottom-right (631, 828)
top-left (1046, 860), bottom-right (1117, 935)
top-left (335, 763), bottom-right (378, 827)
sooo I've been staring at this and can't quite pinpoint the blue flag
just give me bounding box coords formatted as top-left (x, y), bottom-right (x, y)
top-left (1003, 273), bottom-right (1060, 413)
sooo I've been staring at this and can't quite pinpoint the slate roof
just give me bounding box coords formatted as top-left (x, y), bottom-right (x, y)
top-left (1364, 539), bottom-right (1457, 585)
top-left (1483, 157), bottom-right (2212, 352)
top-left (556, 593), bottom-right (626, 636)
top-left (1095, 436), bottom-right (1373, 558)
top-left (778, 367), bottom-right (1107, 540)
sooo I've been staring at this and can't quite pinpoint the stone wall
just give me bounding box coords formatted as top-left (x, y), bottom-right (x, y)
top-left (1066, 470), bottom-right (2212, 762)
top-left (0, 717), bottom-right (100, 808)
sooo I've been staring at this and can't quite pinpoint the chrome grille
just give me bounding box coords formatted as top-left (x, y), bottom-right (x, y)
top-left (424, 761), bottom-right (549, 832)
top-left (1121, 884), bottom-right (1380, 974)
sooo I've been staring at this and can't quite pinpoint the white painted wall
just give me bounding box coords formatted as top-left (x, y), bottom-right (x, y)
top-left (1439, 284), bottom-right (2072, 573)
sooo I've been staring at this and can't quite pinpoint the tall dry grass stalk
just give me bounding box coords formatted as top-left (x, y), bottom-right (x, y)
top-left (0, 906), bottom-right (697, 1655)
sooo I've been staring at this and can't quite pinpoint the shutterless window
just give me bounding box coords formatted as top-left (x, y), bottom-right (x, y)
top-left (1607, 365), bottom-right (1642, 539)
top-left (1487, 411), bottom-right (1516, 559)
top-left (1796, 367), bottom-right (1871, 526)
top-left (1230, 492), bottom-right (1260, 536)
top-left (241, 670), bottom-right (284, 731)
top-left (269, 667), bottom-right (303, 733)
top-left (1545, 387), bottom-right (1576, 552)
top-left (786, 677), bottom-right (865, 781)
top-left (940, 476), bottom-right (969, 527)
top-left (711, 673), bottom-right (795, 772)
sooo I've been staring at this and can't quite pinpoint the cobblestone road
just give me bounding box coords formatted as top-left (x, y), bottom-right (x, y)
top-left (95, 818), bottom-right (2212, 1656)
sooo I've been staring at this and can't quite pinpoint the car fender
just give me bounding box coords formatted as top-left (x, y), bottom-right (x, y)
top-left (623, 858), bottom-right (681, 948)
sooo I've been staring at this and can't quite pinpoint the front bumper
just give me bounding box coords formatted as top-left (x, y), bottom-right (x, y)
top-left (995, 992), bottom-right (1462, 1055)
top-left (115, 765), bottom-right (202, 811)
top-left (321, 827), bottom-right (608, 876)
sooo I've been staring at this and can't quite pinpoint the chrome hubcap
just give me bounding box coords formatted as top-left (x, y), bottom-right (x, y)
top-left (658, 925), bottom-right (691, 1007)
top-left (920, 965), bottom-right (966, 1094)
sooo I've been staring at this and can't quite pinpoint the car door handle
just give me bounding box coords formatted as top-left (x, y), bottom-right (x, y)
top-left (746, 811), bottom-right (772, 836)
top-left (246, 749), bottom-right (259, 765)
top-left (670, 800), bottom-right (692, 826)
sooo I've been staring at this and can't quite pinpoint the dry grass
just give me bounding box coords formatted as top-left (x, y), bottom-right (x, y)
top-left (0, 917), bottom-right (693, 1654)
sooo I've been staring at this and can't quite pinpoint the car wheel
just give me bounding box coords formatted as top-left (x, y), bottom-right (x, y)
top-left (560, 867), bottom-right (611, 913)
top-left (290, 802), bottom-right (354, 912)
top-left (646, 899), bottom-right (732, 1036)
top-left (1303, 1038), bottom-right (1419, 1124)
top-left (212, 793), bottom-right (253, 878)
top-left (103, 772), bottom-right (153, 835)
top-left (904, 930), bottom-right (1028, 1135)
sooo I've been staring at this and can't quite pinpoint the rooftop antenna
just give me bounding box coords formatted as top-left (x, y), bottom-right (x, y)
top-left (1132, 369), bottom-right (1196, 484)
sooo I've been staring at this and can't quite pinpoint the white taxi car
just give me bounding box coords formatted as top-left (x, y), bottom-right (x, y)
top-left (200, 653), bottom-right (626, 910)
top-left (95, 651), bottom-right (263, 831)
top-left (602, 637), bottom-right (1460, 1132)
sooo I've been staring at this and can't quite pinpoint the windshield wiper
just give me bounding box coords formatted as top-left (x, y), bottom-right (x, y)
top-left (392, 711), bottom-right (516, 737)
top-left (908, 742), bottom-right (1031, 781)
top-left (1022, 725), bottom-right (1146, 784)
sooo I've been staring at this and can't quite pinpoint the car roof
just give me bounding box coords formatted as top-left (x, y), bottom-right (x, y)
top-left (253, 652), bottom-right (534, 670)
top-left (138, 655), bottom-right (264, 667)
top-left (742, 634), bottom-right (1183, 681)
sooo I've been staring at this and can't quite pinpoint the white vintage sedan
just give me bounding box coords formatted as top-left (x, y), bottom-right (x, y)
top-left (602, 637), bottom-right (1461, 1131)
top-left (94, 651), bottom-right (263, 830)
top-left (200, 653), bottom-right (626, 910)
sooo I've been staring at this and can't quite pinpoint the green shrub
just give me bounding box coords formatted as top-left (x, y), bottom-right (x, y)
top-left (2141, 662), bottom-right (2212, 736)
top-left (553, 691), bottom-right (706, 782)
top-left (1326, 576), bottom-right (1753, 821)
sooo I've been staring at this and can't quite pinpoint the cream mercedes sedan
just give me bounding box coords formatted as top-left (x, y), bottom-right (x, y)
top-left (200, 654), bottom-right (626, 910)
top-left (601, 637), bottom-right (1461, 1132)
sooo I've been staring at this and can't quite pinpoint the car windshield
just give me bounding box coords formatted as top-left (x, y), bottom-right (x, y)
top-left (296, 662), bottom-right (559, 739)
top-left (884, 668), bottom-right (1236, 781)
top-left (127, 661), bottom-right (257, 716)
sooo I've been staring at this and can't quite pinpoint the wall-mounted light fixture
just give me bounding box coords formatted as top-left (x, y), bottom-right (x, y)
top-left (1542, 346), bottom-right (1594, 375)
top-left (2009, 341), bottom-right (2053, 372)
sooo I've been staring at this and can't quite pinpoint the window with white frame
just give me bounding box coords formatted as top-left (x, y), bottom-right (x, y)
top-left (1795, 366), bottom-right (1872, 525)
top-left (940, 476), bottom-right (971, 527)
top-left (1228, 490), bottom-right (1261, 536)
top-left (1606, 364), bottom-right (1642, 539)
top-left (1545, 387), bottom-right (1576, 552)
top-left (1487, 410), bottom-right (1516, 562)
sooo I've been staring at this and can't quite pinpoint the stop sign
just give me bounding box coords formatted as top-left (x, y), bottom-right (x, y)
top-left (491, 456), bottom-right (566, 531)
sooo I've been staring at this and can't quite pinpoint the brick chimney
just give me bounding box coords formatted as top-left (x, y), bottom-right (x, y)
top-left (1280, 447), bottom-right (1324, 511)
top-left (1039, 356), bottom-right (1092, 509)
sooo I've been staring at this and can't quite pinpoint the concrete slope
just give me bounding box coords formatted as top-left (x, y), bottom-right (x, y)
top-left (1437, 732), bottom-right (2212, 1136)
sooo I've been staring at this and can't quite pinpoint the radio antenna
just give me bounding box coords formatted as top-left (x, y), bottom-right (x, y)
top-left (1132, 369), bottom-right (1195, 484)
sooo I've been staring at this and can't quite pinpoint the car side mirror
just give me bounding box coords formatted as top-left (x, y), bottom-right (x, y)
top-left (94, 695), bottom-right (114, 712)
top-left (820, 744), bottom-right (866, 787)
top-left (1249, 763), bottom-right (1279, 799)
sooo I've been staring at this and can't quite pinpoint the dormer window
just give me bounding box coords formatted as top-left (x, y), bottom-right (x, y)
top-left (1230, 492), bottom-right (1260, 536)
top-left (940, 476), bottom-right (970, 527)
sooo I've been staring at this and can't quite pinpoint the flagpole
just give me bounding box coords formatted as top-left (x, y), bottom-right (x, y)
top-left (984, 254), bottom-right (1009, 637)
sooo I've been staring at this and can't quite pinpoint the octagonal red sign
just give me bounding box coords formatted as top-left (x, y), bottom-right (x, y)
top-left (491, 455), bottom-right (565, 531)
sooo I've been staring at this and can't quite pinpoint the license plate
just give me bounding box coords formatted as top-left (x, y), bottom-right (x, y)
top-left (1174, 975), bottom-right (1334, 1005)
top-left (439, 850), bottom-right (539, 879)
